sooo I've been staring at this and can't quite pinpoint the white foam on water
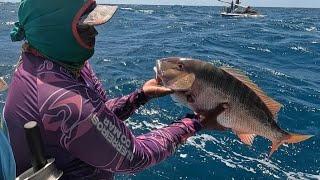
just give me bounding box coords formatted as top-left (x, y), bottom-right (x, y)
top-left (306, 26), bottom-right (317, 32)
top-left (142, 120), bottom-right (166, 129)
top-left (258, 48), bottom-right (271, 53)
top-left (4, 21), bottom-right (14, 25)
top-left (137, 9), bottom-right (154, 15)
top-left (120, 7), bottom-right (154, 14)
top-left (290, 46), bottom-right (309, 53)
top-left (263, 68), bottom-right (290, 78)
top-left (166, 14), bottom-right (177, 19)
top-left (185, 133), bottom-right (319, 179)
top-left (179, 154), bottom-right (187, 158)
top-left (120, 7), bottom-right (134, 11)
top-left (139, 108), bottom-right (161, 116)
top-left (247, 46), bottom-right (271, 53)
top-left (125, 120), bottom-right (143, 130)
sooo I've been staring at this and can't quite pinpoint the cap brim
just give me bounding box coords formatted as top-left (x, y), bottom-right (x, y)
top-left (79, 5), bottom-right (118, 26)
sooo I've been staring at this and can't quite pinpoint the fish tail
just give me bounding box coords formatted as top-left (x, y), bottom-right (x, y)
top-left (269, 133), bottom-right (313, 157)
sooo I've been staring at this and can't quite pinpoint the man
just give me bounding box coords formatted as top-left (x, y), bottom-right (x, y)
top-left (5, 0), bottom-right (227, 179)
top-left (230, 0), bottom-right (234, 12)
top-left (234, 0), bottom-right (240, 11)
top-left (243, 6), bottom-right (257, 14)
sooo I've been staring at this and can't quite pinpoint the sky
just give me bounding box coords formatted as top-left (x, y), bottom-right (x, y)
top-left (1, 0), bottom-right (320, 8)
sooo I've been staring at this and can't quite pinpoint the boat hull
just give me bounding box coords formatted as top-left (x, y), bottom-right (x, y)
top-left (220, 12), bottom-right (264, 17)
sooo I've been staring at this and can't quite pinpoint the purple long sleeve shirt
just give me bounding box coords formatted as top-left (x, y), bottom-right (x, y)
top-left (4, 50), bottom-right (202, 179)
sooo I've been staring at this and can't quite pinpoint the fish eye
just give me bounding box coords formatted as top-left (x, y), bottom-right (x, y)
top-left (177, 64), bottom-right (184, 70)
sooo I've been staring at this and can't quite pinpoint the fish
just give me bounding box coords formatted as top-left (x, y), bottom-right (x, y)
top-left (155, 57), bottom-right (313, 156)
top-left (0, 77), bottom-right (7, 92)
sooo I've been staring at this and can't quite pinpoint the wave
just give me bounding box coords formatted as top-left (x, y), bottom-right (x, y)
top-left (290, 46), bottom-right (309, 53)
top-left (263, 68), bottom-right (290, 78)
top-left (247, 46), bottom-right (272, 53)
top-left (306, 26), bottom-right (317, 32)
top-left (120, 7), bottom-right (134, 11)
top-left (2, 21), bottom-right (15, 25)
top-left (137, 10), bottom-right (154, 14)
top-left (120, 7), bottom-right (154, 15)
top-left (187, 134), bottom-right (320, 179)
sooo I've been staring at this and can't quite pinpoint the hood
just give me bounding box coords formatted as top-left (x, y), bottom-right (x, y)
top-left (11, 0), bottom-right (117, 71)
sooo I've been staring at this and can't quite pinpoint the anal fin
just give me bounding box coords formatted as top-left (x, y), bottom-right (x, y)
top-left (234, 131), bottom-right (256, 146)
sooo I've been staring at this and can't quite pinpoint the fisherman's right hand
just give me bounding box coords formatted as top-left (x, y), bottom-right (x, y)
top-left (199, 103), bottom-right (229, 131)
top-left (142, 79), bottom-right (173, 98)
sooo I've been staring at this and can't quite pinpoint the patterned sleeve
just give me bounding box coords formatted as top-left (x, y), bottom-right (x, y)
top-left (83, 62), bottom-right (151, 121)
top-left (105, 89), bottom-right (150, 121)
top-left (38, 76), bottom-right (203, 174)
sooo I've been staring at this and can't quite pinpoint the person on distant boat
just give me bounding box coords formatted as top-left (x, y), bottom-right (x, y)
top-left (226, 0), bottom-right (234, 13)
top-left (234, 0), bottom-right (240, 10)
top-left (230, 0), bottom-right (234, 12)
top-left (5, 0), bottom-right (227, 179)
top-left (243, 6), bottom-right (257, 14)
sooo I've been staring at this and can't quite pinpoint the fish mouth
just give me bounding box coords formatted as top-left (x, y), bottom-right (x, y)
top-left (154, 60), bottom-right (163, 83)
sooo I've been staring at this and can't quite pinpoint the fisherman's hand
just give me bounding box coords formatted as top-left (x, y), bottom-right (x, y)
top-left (199, 103), bottom-right (229, 131)
top-left (142, 79), bottom-right (173, 98)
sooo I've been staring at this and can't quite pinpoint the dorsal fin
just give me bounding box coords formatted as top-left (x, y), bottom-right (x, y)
top-left (221, 67), bottom-right (282, 118)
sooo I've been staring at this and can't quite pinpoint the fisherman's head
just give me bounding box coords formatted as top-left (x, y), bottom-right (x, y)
top-left (11, 0), bottom-right (118, 70)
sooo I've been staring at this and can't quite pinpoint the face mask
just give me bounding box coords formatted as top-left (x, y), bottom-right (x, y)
top-left (77, 25), bottom-right (98, 48)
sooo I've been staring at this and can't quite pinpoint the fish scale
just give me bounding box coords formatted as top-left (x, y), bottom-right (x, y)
top-left (156, 57), bottom-right (312, 156)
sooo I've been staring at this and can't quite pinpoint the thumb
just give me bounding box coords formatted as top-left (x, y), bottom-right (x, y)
top-left (156, 86), bottom-right (174, 95)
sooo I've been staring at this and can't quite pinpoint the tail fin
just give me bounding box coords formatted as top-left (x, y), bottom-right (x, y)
top-left (269, 133), bottom-right (313, 157)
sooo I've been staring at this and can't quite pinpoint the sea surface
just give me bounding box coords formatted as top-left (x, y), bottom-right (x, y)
top-left (0, 2), bottom-right (320, 179)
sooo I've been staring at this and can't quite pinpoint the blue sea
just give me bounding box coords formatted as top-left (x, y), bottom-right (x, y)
top-left (1, 2), bottom-right (320, 179)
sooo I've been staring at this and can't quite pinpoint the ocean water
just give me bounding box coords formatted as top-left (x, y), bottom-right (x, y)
top-left (0, 2), bottom-right (320, 179)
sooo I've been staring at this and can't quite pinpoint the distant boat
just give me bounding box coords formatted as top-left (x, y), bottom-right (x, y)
top-left (218, 0), bottom-right (264, 17)
top-left (220, 12), bottom-right (264, 17)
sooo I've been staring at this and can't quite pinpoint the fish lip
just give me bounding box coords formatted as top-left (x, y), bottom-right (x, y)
top-left (155, 60), bottom-right (163, 82)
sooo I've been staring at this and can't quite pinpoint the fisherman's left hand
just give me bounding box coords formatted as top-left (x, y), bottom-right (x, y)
top-left (199, 103), bottom-right (230, 131)
top-left (142, 79), bottom-right (173, 98)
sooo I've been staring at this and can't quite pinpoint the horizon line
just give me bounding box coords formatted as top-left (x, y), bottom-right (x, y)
top-left (1, 1), bottom-right (320, 9)
top-left (111, 3), bottom-right (320, 9)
